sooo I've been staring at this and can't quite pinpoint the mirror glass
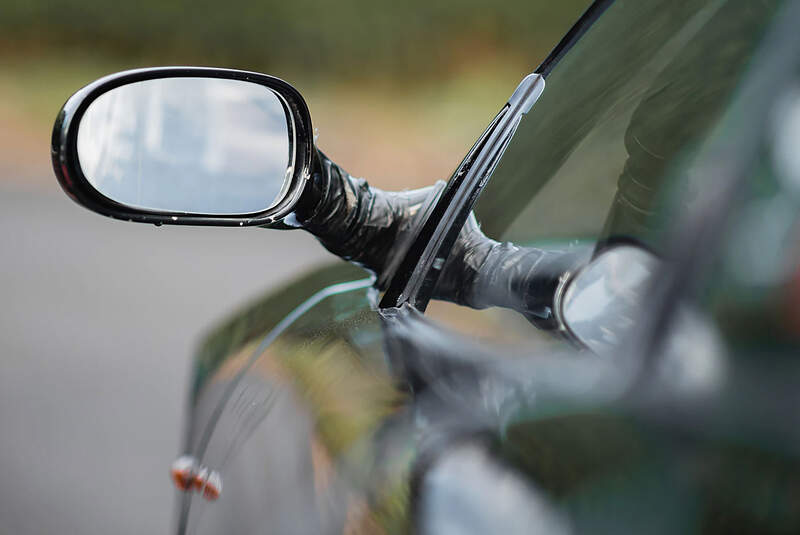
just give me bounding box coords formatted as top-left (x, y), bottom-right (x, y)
top-left (561, 245), bottom-right (659, 355)
top-left (77, 77), bottom-right (292, 215)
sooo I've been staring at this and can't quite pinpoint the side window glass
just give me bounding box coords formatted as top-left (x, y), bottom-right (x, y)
top-left (428, 0), bottom-right (784, 345)
top-left (477, 0), bottom-right (781, 247)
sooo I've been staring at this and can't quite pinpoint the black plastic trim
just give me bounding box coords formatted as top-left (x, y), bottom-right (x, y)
top-left (51, 66), bottom-right (314, 227)
top-left (535, 0), bottom-right (615, 78)
top-left (379, 106), bottom-right (510, 309)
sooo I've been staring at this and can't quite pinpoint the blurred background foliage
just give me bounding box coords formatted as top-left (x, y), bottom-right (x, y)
top-left (3, 0), bottom-right (585, 79)
top-left (0, 0), bottom-right (586, 188)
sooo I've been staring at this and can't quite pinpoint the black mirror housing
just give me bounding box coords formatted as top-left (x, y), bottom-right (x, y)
top-left (51, 67), bottom-right (314, 227)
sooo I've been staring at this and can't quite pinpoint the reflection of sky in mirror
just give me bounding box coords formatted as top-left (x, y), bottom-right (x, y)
top-left (77, 77), bottom-right (291, 215)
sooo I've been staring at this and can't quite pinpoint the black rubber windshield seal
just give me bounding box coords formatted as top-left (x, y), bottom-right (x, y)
top-left (535, 0), bottom-right (615, 78)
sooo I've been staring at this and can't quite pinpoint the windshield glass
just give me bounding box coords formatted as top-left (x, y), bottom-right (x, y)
top-left (428, 0), bottom-right (784, 342)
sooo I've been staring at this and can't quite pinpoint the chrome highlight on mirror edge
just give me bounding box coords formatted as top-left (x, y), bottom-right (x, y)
top-left (51, 67), bottom-right (314, 227)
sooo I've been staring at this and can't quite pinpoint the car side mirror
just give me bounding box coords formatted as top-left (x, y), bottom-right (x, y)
top-left (51, 67), bottom-right (314, 227)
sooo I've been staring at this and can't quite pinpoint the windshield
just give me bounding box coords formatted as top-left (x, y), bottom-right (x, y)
top-left (428, 0), bottom-right (784, 342)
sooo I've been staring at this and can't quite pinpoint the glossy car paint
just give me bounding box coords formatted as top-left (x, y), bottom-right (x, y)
top-left (180, 273), bottom-right (382, 533)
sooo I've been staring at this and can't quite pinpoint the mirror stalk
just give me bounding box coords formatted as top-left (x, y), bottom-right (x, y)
top-left (294, 148), bottom-right (443, 287)
top-left (431, 214), bottom-right (588, 331)
top-left (293, 148), bottom-right (586, 329)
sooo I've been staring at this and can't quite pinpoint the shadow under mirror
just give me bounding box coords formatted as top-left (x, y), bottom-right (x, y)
top-left (76, 77), bottom-right (293, 215)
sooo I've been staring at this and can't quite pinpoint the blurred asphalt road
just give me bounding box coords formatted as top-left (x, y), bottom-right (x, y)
top-left (0, 186), bottom-right (330, 534)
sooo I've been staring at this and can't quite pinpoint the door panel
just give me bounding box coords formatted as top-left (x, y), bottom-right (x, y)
top-left (178, 264), bottom-right (414, 534)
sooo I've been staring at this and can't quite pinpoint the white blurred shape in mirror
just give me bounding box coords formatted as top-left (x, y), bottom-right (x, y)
top-left (77, 77), bottom-right (292, 215)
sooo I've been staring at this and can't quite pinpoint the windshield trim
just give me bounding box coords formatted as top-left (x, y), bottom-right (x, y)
top-left (381, 0), bottom-right (614, 312)
top-left (535, 0), bottom-right (615, 78)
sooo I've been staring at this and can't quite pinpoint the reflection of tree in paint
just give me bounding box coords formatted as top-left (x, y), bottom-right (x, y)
top-left (77, 77), bottom-right (290, 215)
